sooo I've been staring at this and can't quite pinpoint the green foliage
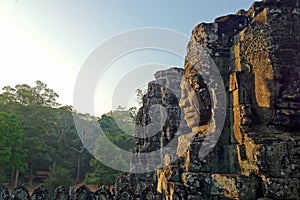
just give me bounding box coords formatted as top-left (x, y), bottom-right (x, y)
top-left (85, 111), bottom-right (137, 185)
top-left (43, 163), bottom-right (73, 193)
top-left (0, 81), bottom-right (61, 172)
top-left (0, 81), bottom-right (92, 185)
top-left (99, 111), bottom-right (136, 150)
top-left (0, 80), bottom-right (60, 107)
top-left (0, 81), bottom-right (140, 187)
top-left (93, 134), bottom-right (129, 171)
top-left (85, 159), bottom-right (121, 186)
top-left (0, 112), bottom-right (27, 182)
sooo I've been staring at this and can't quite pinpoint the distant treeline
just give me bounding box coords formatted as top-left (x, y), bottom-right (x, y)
top-left (0, 81), bottom-right (136, 192)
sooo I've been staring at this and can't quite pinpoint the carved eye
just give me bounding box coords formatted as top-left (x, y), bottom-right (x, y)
top-left (191, 79), bottom-right (200, 91)
top-left (188, 74), bottom-right (200, 90)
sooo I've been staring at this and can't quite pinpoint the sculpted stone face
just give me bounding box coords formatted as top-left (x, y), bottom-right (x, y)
top-left (179, 64), bottom-right (211, 132)
top-left (239, 24), bottom-right (300, 127)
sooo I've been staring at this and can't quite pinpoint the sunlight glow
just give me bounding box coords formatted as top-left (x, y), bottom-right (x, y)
top-left (0, 10), bottom-right (76, 106)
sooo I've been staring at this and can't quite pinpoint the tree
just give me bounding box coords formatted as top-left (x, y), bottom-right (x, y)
top-left (85, 111), bottom-right (137, 185)
top-left (85, 159), bottom-right (121, 186)
top-left (0, 81), bottom-right (60, 107)
top-left (0, 81), bottom-right (105, 187)
top-left (70, 112), bottom-right (99, 183)
top-left (0, 112), bottom-right (27, 186)
top-left (85, 133), bottom-right (128, 186)
top-left (43, 163), bottom-right (73, 194)
top-left (19, 105), bottom-right (59, 186)
top-left (0, 81), bottom-right (61, 186)
top-left (99, 112), bottom-right (136, 149)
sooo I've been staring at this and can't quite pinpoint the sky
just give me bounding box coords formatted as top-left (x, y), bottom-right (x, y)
top-left (0, 0), bottom-right (255, 116)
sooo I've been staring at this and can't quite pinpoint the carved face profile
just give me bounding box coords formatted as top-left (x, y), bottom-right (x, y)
top-left (179, 62), bottom-right (212, 132)
top-left (240, 24), bottom-right (300, 127)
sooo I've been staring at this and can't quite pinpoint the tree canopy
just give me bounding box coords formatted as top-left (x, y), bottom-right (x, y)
top-left (0, 112), bottom-right (27, 182)
top-left (0, 80), bottom-right (138, 189)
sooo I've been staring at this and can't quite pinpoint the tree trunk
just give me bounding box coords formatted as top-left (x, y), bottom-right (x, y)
top-left (75, 154), bottom-right (81, 183)
top-left (10, 168), bottom-right (15, 186)
top-left (0, 168), bottom-right (5, 183)
top-left (14, 170), bottom-right (19, 188)
top-left (29, 169), bottom-right (33, 186)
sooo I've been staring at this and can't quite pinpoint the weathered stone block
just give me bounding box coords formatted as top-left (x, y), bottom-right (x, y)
top-left (263, 178), bottom-right (300, 199)
top-left (182, 172), bottom-right (211, 195)
top-left (237, 176), bottom-right (263, 200)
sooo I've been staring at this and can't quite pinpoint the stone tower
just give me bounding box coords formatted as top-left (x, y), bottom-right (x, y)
top-left (114, 1), bottom-right (300, 199)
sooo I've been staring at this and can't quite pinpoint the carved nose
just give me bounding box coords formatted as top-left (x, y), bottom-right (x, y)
top-left (179, 79), bottom-right (190, 108)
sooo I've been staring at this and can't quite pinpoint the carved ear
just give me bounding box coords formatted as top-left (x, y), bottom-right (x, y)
top-left (229, 72), bottom-right (238, 92)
